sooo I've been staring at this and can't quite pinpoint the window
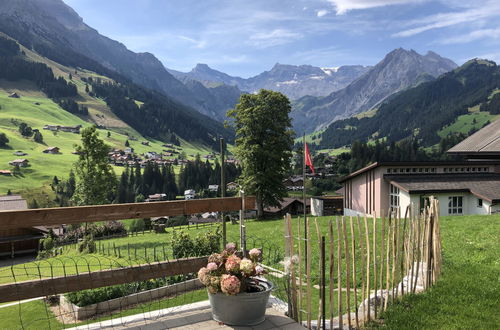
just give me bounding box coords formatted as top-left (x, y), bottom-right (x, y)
top-left (387, 168), bottom-right (392, 173)
top-left (448, 196), bottom-right (463, 215)
top-left (478, 199), bottom-right (483, 207)
top-left (390, 184), bottom-right (400, 211)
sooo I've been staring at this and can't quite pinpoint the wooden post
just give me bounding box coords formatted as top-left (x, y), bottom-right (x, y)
top-left (336, 217), bottom-right (343, 327)
top-left (329, 219), bottom-right (335, 330)
top-left (306, 218), bottom-right (312, 329)
top-left (288, 215), bottom-right (298, 321)
top-left (357, 215), bottom-right (366, 320)
top-left (315, 219), bottom-right (322, 325)
top-left (372, 213), bottom-right (377, 319)
top-left (321, 236), bottom-right (326, 330)
top-left (349, 217), bottom-right (359, 329)
top-left (220, 137), bottom-right (226, 248)
top-left (297, 216), bottom-right (303, 324)
top-left (363, 215), bottom-right (371, 321)
top-left (342, 217), bottom-right (352, 330)
top-left (384, 212), bottom-right (392, 311)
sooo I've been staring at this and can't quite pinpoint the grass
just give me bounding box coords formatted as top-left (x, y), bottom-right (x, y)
top-left (368, 214), bottom-right (500, 329)
top-left (438, 111), bottom-right (498, 138)
top-left (0, 289), bottom-right (208, 329)
top-left (0, 214), bottom-right (499, 328)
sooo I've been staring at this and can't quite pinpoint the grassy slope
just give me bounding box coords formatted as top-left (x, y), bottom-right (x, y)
top-left (369, 214), bottom-right (500, 329)
top-left (0, 46), bottom-right (216, 195)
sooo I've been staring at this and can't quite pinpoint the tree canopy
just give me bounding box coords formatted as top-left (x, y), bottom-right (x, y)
top-left (227, 89), bottom-right (294, 218)
top-left (71, 126), bottom-right (116, 205)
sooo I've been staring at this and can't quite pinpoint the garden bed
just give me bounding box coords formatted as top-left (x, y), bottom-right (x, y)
top-left (59, 278), bottom-right (203, 320)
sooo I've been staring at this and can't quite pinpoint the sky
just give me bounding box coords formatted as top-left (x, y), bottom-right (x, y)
top-left (64, 0), bottom-right (500, 78)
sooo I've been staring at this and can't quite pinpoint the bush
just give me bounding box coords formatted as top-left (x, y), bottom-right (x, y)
top-left (78, 235), bottom-right (96, 254)
top-left (64, 276), bottom-right (189, 307)
top-left (59, 221), bottom-right (126, 244)
top-left (129, 219), bottom-right (145, 232)
top-left (172, 228), bottom-right (221, 258)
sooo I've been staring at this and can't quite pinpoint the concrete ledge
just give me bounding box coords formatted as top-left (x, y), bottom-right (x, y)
top-left (60, 278), bottom-right (203, 320)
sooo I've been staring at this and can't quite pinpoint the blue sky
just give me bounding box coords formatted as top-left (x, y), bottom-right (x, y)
top-left (64, 0), bottom-right (500, 78)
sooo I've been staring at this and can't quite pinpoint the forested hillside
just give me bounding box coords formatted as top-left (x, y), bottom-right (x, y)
top-left (320, 60), bottom-right (500, 148)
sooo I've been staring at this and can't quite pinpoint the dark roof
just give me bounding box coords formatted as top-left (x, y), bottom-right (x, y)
top-left (264, 197), bottom-right (310, 213)
top-left (339, 160), bottom-right (500, 182)
top-left (448, 119), bottom-right (500, 156)
top-left (385, 174), bottom-right (500, 203)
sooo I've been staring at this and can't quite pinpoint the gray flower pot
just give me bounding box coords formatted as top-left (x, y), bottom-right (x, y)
top-left (208, 279), bottom-right (273, 326)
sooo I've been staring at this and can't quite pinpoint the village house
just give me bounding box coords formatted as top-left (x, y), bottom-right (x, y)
top-left (264, 198), bottom-right (310, 217)
top-left (283, 177), bottom-right (304, 191)
top-left (227, 182), bottom-right (238, 191)
top-left (310, 196), bottom-right (344, 216)
top-left (0, 195), bottom-right (45, 258)
top-left (340, 120), bottom-right (500, 216)
top-left (43, 146), bottom-right (60, 154)
top-left (0, 170), bottom-right (12, 176)
top-left (184, 189), bottom-right (196, 200)
top-left (141, 141), bottom-right (150, 146)
top-left (146, 193), bottom-right (167, 202)
top-left (8, 92), bottom-right (20, 98)
top-left (43, 125), bottom-right (81, 134)
top-left (9, 159), bottom-right (29, 167)
top-left (13, 151), bottom-right (27, 156)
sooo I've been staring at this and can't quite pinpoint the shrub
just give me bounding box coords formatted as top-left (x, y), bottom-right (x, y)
top-left (172, 228), bottom-right (221, 259)
top-left (78, 235), bottom-right (96, 254)
top-left (129, 219), bottom-right (145, 232)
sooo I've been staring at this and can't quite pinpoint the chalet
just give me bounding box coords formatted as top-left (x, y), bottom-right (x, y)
top-left (264, 198), bottom-right (310, 217)
top-left (311, 196), bottom-right (343, 216)
top-left (124, 147), bottom-right (133, 154)
top-left (59, 125), bottom-right (81, 134)
top-left (0, 170), bottom-right (12, 176)
top-left (189, 215), bottom-right (218, 225)
top-left (43, 147), bottom-right (60, 154)
top-left (184, 189), bottom-right (196, 200)
top-left (283, 177), bottom-right (304, 191)
top-left (208, 185), bottom-right (219, 192)
top-left (129, 136), bottom-right (138, 141)
top-left (9, 159), bottom-right (29, 167)
top-left (145, 151), bottom-right (161, 160)
top-left (8, 92), bottom-right (20, 98)
top-left (227, 182), bottom-right (238, 191)
top-left (0, 195), bottom-right (44, 258)
top-left (141, 141), bottom-right (150, 146)
top-left (146, 193), bottom-right (167, 202)
top-left (13, 151), bottom-right (27, 156)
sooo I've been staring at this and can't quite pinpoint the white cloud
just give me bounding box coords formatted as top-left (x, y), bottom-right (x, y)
top-left (326, 0), bottom-right (427, 15)
top-left (248, 29), bottom-right (303, 48)
top-left (393, 1), bottom-right (500, 37)
top-left (317, 9), bottom-right (329, 17)
top-left (439, 28), bottom-right (500, 44)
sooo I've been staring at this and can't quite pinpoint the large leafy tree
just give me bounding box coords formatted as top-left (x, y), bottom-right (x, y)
top-left (227, 89), bottom-right (294, 218)
top-left (72, 126), bottom-right (116, 205)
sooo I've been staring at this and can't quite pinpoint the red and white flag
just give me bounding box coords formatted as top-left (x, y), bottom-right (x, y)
top-left (304, 143), bottom-right (315, 174)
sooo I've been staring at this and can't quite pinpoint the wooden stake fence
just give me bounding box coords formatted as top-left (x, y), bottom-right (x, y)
top-left (283, 198), bottom-right (443, 329)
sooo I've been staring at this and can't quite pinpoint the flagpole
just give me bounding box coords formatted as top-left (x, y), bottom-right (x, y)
top-left (303, 133), bottom-right (307, 265)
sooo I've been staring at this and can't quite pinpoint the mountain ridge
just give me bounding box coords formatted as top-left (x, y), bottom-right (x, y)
top-left (291, 48), bottom-right (458, 133)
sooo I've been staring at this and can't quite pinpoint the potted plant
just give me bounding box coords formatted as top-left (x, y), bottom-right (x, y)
top-left (197, 243), bottom-right (273, 326)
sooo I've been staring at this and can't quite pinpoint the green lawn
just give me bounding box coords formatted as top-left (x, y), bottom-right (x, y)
top-left (1, 214), bottom-right (498, 329)
top-left (368, 214), bottom-right (500, 329)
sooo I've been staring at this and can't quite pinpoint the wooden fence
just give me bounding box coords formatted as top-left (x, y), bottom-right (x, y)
top-left (284, 198), bottom-right (442, 329)
top-left (0, 197), bottom-right (255, 304)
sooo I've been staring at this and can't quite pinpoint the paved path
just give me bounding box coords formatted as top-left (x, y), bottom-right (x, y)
top-left (67, 299), bottom-right (304, 330)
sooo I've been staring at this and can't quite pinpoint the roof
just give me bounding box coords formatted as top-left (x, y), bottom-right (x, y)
top-left (264, 197), bottom-right (310, 213)
top-left (386, 174), bottom-right (500, 203)
top-left (0, 195), bottom-right (28, 211)
top-left (339, 160), bottom-right (500, 183)
top-left (448, 119), bottom-right (500, 156)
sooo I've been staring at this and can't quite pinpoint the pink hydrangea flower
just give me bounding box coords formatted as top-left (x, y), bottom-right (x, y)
top-left (225, 242), bottom-right (237, 253)
top-left (225, 255), bottom-right (241, 272)
top-left (255, 265), bottom-right (264, 275)
top-left (208, 253), bottom-right (223, 265)
top-left (240, 258), bottom-right (254, 275)
top-left (249, 248), bottom-right (261, 259)
top-left (207, 262), bottom-right (218, 271)
top-left (198, 267), bottom-right (210, 286)
top-left (221, 274), bottom-right (241, 295)
top-left (208, 276), bottom-right (221, 294)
